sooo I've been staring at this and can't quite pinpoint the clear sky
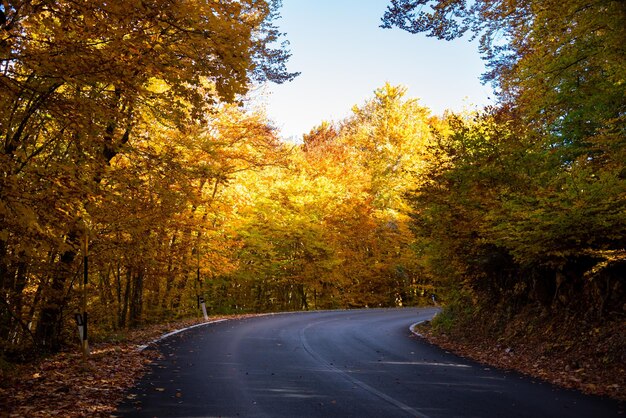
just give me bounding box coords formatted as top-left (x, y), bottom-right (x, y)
top-left (254, 0), bottom-right (494, 141)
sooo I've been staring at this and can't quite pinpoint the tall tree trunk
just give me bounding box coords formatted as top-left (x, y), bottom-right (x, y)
top-left (34, 239), bottom-right (77, 352)
top-left (299, 284), bottom-right (308, 310)
top-left (99, 266), bottom-right (115, 330)
top-left (129, 269), bottom-right (143, 328)
top-left (118, 268), bottom-right (131, 329)
top-left (0, 239), bottom-right (12, 342)
top-left (7, 260), bottom-right (29, 345)
top-left (162, 231), bottom-right (178, 311)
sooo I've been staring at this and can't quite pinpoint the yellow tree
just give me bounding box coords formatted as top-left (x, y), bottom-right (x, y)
top-left (74, 103), bottom-right (285, 333)
top-left (337, 84), bottom-right (436, 305)
top-left (342, 83), bottom-right (432, 212)
top-left (225, 85), bottom-right (438, 311)
top-left (0, 0), bottom-right (297, 351)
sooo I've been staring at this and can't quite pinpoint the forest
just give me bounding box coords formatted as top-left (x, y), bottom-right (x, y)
top-left (0, 0), bottom-right (624, 370)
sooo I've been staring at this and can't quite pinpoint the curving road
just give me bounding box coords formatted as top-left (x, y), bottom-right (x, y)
top-left (117, 308), bottom-right (621, 417)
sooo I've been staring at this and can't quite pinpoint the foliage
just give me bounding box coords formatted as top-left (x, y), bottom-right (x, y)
top-left (384, 0), bottom-right (626, 316)
top-left (0, 0), bottom-right (297, 353)
top-left (2, 0), bottom-right (622, 364)
top-left (214, 85), bottom-right (440, 311)
top-left (0, 76), bottom-right (440, 357)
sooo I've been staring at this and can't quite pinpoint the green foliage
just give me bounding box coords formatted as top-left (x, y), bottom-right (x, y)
top-left (430, 288), bottom-right (475, 334)
top-left (388, 1), bottom-right (626, 317)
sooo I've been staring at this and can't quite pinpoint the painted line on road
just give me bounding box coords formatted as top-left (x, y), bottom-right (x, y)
top-left (409, 308), bottom-right (441, 337)
top-left (299, 318), bottom-right (432, 418)
top-left (135, 310), bottom-right (328, 351)
top-left (137, 319), bottom-right (229, 351)
top-left (409, 320), bottom-right (428, 338)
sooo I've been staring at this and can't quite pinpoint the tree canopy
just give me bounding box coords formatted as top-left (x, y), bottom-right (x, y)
top-left (0, 0), bottom-right (297, 352)
top-left (0, 0), bottom-right (623, 362)
top-left (383, 0), bottom-right (625, 315)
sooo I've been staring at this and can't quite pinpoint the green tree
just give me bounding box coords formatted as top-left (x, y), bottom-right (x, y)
top-left (383, 0), bottom-right (626, 315)
top-left (382, 0), bottom-right (626, 154)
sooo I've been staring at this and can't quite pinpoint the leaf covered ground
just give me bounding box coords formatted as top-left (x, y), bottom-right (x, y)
top-left (0, 315), bottom-right (258, 417)
top-left (414, 305), bottom-right (626, 404)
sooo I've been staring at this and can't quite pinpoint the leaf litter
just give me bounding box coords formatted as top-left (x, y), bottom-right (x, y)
top-left (0, 314), bottom-right (258, 417)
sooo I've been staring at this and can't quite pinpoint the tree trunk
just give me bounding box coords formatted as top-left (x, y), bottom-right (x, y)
top-left (129, 269), bottom-right (144, 328)
top-left (118, 268), bottom-right (131, 329)
top-left (299, 284), bottom-right (308, 310)
top-left (34, 244), bottom-right (77, 352)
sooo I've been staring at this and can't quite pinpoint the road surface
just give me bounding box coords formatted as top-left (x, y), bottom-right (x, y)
top-left (117, 308), bottom-right (621, 417)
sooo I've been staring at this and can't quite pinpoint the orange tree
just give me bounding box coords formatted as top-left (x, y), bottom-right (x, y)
top-left (223, 85), bottom-right (439, 310)
top-left (0, 0), bottom-right (297, 353)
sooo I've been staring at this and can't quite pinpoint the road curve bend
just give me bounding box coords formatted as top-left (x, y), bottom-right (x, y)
top-left (117, 308), bottom-right (621, 417)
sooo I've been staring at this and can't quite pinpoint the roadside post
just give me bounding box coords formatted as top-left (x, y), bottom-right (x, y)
top-left (74, 313), bottom-right (84, 342)
top-left (199, 296), bottom-right (209, 321)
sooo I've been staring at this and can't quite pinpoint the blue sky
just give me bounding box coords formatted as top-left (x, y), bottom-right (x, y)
top-left (255, 0), bottom-right (494, 140)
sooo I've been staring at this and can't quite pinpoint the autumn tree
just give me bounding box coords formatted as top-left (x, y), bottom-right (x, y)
top-left (383, 0), bottom-right (626, 314)
top-left (0, 0), bottom-right (297, 352)
top-left (341, 83), bottom-right (432, 210)
top-left (382, 0), bottom-right (625, 159)
top-left (338, 84), bottom-right (437, 304)
top-left (84, 104), bottom-right (284, 331)
top-left (222, 85), bottom-right (439, 311)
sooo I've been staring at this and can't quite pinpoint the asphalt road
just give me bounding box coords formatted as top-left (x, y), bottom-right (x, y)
top-left (116, 308), bottom-right (622, 417)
